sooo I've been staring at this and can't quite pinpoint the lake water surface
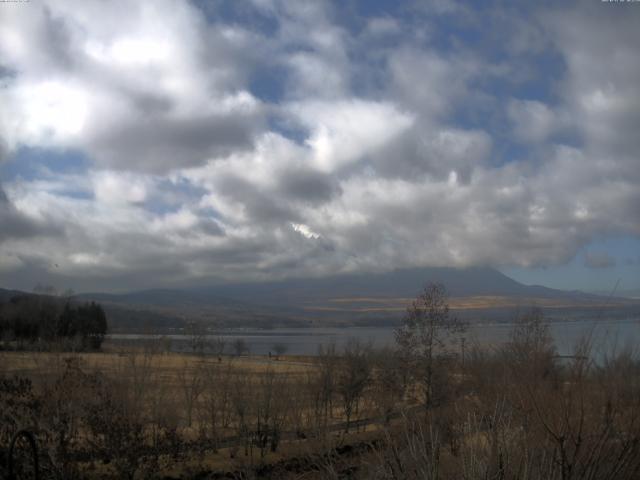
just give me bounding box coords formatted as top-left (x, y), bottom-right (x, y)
top-left (109, 317), bottom-right (640, 359)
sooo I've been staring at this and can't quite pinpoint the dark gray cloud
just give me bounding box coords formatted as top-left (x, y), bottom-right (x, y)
top-left (0, 187), bottom-right (38, 241)
top-left (278, 167), bottom-right (338, 205)
top-left (215, 174), bottom-right (298, 224)
top-left (0, 136), bottom-right (8, 163)
top-left (89, 111), bottom-right (262, 173)
top-left (0, 186), bottom-right (61, 243)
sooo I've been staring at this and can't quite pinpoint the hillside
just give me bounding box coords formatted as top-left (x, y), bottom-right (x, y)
top-left (69, 267), bottom-right (639, 330)
top-left (80, 267), bottom-right (577, 306)
top-left (4, 267), bottom-right (636, 331)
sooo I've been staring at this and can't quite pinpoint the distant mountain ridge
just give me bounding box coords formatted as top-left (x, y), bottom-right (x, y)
top-left (0, 288), bottom-right (27, 303)
top-left (3, 267), bottom-right (636, 330)
top-left (79, 266), bottom-right (599, 307)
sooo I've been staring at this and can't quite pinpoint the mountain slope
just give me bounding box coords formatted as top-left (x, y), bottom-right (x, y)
top-left (0, 288), bottom-right (26, 302)
top-left (5, 267), bottom-right (638, 330)
top-left (79, 266), bottom-right (604, 309)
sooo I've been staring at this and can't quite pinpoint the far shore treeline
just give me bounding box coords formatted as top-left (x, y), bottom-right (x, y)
top-left (0, 294), bottom-right (107, 351)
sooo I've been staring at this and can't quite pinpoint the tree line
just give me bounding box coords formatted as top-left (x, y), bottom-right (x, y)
top-left (0, 294), bottom-right (107, 350)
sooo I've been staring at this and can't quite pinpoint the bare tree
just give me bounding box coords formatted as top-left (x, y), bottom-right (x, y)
top-left (199, 361), bottom-right (234, 451)
top-left (229, 369), bottom-right (252, 457)
top-left (186, 321), bottom-right (208, 355)
top-left (504, 307), bottom-right (557, 380)
top-left (177, 358), bottom-right (205, 428)
top-left (371, 347), bottom-right (406, 424)
top-left (253, 368), bottom-right (292, 457)
top-left (395, 282), bottom-right (465, 409)
top-left (306, 343), bottom-right (338, 437)
top-left (233, 338), bottom-right (249, 357)
top-left (337, 339), bottom-right (372, 433)
top-left (119, 351), bottom-right (156, 414)
top-left (210, 335), bottom-right (226, 359)
top-left (272, 342), bottom-right (288, 360)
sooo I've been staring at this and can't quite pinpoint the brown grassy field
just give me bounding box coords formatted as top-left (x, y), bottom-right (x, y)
top-left (302, 294), bottom-right (635, 313)
top-left (0, 347), bottom-right (406, 478)
top-left (0, 350), bottom-right (316, 379)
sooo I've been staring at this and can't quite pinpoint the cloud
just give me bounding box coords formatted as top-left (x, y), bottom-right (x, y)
top-left (0, 0), bottom-right (638, 291)
top-left (0, 187), bottom-right (37, 242)
top-left (291, 223), bottom-right (320, 240)
top-left (0, 185), bottom-right (62, 244)
top-left (388, 48), bottom-right (474, 119)
top-left (584, 251), bottom-right (616, 269)
top-left (547, 4), bottom-right (640, 170)
top-left (0, 135), bottom-right (8, 163)
top-left (365, 17), bottom-right (401, 37)
top-left (0, 0), bottom-right (265, 173)
top-left (507, 99), bottom-right (556, 143)
top-left (92, 171), bottom-right (149, 205)
top-left (287, 99), bottom-right (414, 172)
top-left (371, 126), bottom-right (492, 182)
top-left (278, 167), bottom-right (339, 205)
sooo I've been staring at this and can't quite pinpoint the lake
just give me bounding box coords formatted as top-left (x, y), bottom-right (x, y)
top-left (108, 317), bottom-right (640, 359)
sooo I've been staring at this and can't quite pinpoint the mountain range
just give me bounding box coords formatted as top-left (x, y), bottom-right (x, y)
top-left (79, 266), bottom-right (618, 305)
top-left (2, 267), bottom-right (637, 331)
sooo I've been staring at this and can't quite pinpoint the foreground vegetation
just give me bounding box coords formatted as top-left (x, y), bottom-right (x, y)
top-left (2, 284), bottom-right (640, 479)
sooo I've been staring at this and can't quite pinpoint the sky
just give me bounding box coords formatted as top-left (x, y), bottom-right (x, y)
top-left (0, 0), bottom-right (639, 294)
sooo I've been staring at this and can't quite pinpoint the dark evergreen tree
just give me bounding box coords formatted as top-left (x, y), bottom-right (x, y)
top-left (0, 296), bottom-right (108, 350)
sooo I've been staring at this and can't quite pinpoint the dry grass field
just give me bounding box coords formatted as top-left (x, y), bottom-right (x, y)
top-left (0, 346), bottom-right (407, 478)
top-left (0, 350), bottom-right (316, 380)
top-left (303, 295), bottom-right (634, 314)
